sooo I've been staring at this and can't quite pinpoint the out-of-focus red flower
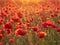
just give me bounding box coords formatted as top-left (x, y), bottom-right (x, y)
top-left (37, 32), bottom-right (47, 38)
top-left (0, 34), bottom-right (4, 40)
top-left (6, 29), bottom-right (11, 34)
top-left (42, 20), bottom-right (57, 28)
top-left (36, 30), bottom-right (42, 35)
top-left (1, 12), bottom-right (6, 18)
top-left (4, 22), bottom-right (12, 29)
top-left (17, 12), bottom-right (23, 18)
top-left (12, 18), bottom-right (20, 22)
top-left (58, 20), bottom-right (60, 24)
top-left (9, 38), bottom-right (15, 44)
top-left (18, 25), bottom-right (24, 29)
top-left (15, 29), bottom-right (27, 36)
top-left (6, 29), bottom-right (11, 36)
top-left (0, 30), bottom-right (5, 34)
top-left (16, 22), bottom-right (24, 29)
top-left (1, 6), bottom-right (10, 17)
top-left (0, 42), bottom-right (4, 45)
top-left (0, 19), bottom-right (3, 25)
top-left (26, 23), bottom-right (31, 28)
top-left (0, 9), bottom-right (1, 15)
top-left (50, 24), bottom-right (57, 28)
top-left (56, 28), bottom-right (60, 33)
top-left (32, 27), bottom-right (38, 32)
top-left (42, 22), bottom-right (49, 28)
top-left (7, 3), bottom-right (14, 7)
top-left (50, 13), bottom-right (57, 18)
top-left (36, 30), bottom-right (42, 33)
top-left (55, 7), bottom-right (60, 12)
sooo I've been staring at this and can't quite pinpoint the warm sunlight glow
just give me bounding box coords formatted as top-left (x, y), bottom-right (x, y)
top-left (20, 0), bottom-right (40, 3)
top-left (13, 0), bottom-right (43, 4)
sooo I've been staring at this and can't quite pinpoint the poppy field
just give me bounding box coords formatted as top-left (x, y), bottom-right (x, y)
top-left (0, 0), bottom-right (60, 45)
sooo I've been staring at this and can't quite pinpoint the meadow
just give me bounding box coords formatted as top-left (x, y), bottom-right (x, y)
top-left (0, 0), bottom-right (60, 45)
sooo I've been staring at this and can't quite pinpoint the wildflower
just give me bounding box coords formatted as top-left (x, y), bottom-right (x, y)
top-left (58, 20), bottom-right (60, 24)
top-left (17, 12), bottom-right (23, 18)
top-left (6, 29), bottom-right (11, 36)
top-left (0, 19), bottom-right (3, 25)
top-left (36, 30), bottom-right (42, 33)
top-left (32, 27), bottom-right (38, 32)
top-left (56, 28), bottom-right (60, 33)
top-left (50, 13), bottom-right (57, 18)
top-left (1, 12), bottom-right (6, 18)
top-left (42, 20), bottom-right (57, 28)
top-left (16, 22), bottom-right (24, 29)
top-left (55, 7), bottom-right (60, 12)
top-left (9, 38), bottom-right (15, 44)
top-left (15, 29), bottom-right (27, 36)
top-left (50, 24), bottom-right (57, 28)
top-left (37, 32), bottom-right (47, 38)
top-left (0, 42), bottom-right (4, 45)
top-left (0, 34), bottom-right (4, 40)
top-left (12, 18), bottom-right (20, 22)
top-left (0, 30), bottom-right (5, 34)
top-left (42, 22), bottom-right (49, 28)
top-left (26, 23), bottom-right (31, 28)
top-left (4, 22), bottom-right (12, 29)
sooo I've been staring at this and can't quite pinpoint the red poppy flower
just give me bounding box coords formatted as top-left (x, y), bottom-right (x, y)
top-left (1, 12), bottom-right (6, 18)
top-left (37, 32), bottom-right (47, 38)
top-left (17, 12), bottom-right (23, 18)
top-left (42, 22), bottom-right (49, 28)
top-left (58, 20), bottom-right (60, 24)
top-left (42, 20), bottom-right (57, 28)
top-left (26, 23), bottom-right (31, 28)
top-left (17, 23), bottom-right (24, 29)
top-left (9, 38), bottom-right (15, 44)
top-left (4, 22), bottom-right (12, 29)
top-left (0, 30), bottom-right (5, 34)
top-left (0, 34), bottom-right (4, 40)
top-left (0, 42), bottom-right (4, 45)
top-left (32, 27), bottom-right (38, 32)
top-left (36, 30), bottom-right (42, 33)
top-left (6, 29), bottom-right (11, 36)
top-left (15, 29), bottom-right (27, 36)
top-left (56, 28), bottom-right (60, 33)
top-left (12, 18), bottom-right (20, 22)
top-left (0, 20), bottom-right (3, 25)
top-left (50, 13), bottom-right (57, 18)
